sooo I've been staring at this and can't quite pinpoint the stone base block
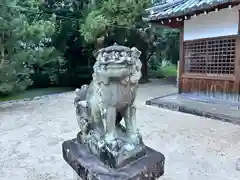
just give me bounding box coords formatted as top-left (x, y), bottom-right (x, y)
top-left (62, 139), bottom-right (165, 180)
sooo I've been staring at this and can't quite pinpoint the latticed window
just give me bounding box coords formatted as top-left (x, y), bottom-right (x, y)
top-left (184, 37), bottom-right (236, 74)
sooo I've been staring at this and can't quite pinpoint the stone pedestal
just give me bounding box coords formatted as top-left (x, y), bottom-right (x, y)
top-left (62, 139), bottom-right (165, 180)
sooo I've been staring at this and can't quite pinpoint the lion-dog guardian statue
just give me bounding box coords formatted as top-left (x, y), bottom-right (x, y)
top-left (62, 43), bottom-right (165, 180)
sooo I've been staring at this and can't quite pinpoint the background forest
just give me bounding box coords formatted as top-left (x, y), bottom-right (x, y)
top-left (0, 0), bottom-right (179, 98)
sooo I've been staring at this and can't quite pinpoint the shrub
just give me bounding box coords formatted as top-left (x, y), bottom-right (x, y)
top-left (148, 63), bottom-right (177, 78)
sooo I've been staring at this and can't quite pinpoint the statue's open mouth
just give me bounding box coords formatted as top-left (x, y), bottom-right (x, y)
top-left (100, 55), bottom-right (133, 67)
top-left (106, 63), bottom-right (130, 69)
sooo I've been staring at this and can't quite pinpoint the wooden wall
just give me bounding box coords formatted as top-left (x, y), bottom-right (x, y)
top-left (181, 74), bottom-right (240, 94)
top-left (180, 35), bottom-right (240, 94)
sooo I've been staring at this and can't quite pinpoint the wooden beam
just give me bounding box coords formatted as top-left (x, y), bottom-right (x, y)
top-left (234, 36), bottom-right (240, 94)
top-left (238, 10), bottom-right (240, 34)
top-left (234, 10), bottom-right (240, 94)
top-left (183, 34), bottom-right (238, 43)
top-left (178, 27), bottom-right (184, 93)
top-left (182, 73), bottom-right (235, 81)
top-left (149, 20), bottom-right (183, 29)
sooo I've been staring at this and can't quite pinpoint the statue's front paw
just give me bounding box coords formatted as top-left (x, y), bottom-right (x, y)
top-left (105, 133), bottom-right (115, 143)
top-left (104, 133), bottom-right (118, 149)
top-left (129, 132), bottom-right (142, 145)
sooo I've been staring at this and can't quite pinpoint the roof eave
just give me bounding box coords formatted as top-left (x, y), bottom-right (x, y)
top-left (144, 18), bottom-right (184, 29)
top-left (145, 0), bottom-right (240, 22)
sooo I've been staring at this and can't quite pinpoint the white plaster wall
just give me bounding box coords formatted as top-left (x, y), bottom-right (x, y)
top-left (184, 6), bottom-right (239, 41)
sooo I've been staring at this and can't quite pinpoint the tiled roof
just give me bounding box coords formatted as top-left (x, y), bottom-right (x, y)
top-left (145, 0), bottom-right (238, 21)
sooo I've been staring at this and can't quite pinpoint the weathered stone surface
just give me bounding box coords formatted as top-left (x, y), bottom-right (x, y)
top-left (73, 44), bottom-right (149, 169)
top-left (62, 44), bottom-right (165, 179)
top-left (146, 93), bottom-right (240, 125)
top-left (236, 158), bottom-right (240, 171)
top-left (62, 139), bottom-right (165, 180)
top-left (77, 129), bottom-right (147, 169)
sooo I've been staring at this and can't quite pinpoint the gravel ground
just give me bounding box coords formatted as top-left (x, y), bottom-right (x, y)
top-left (0, 79), bottom-right (240, 180)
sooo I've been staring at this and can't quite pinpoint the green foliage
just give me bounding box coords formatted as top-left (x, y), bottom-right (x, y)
top-left (161, 29), bottom-right (180, 65)
top-left (80, 0), bottom-right (180, 82)
top-left (147, 27), bottom-right (180, 68)
top-left (0, 0), bottom-right (180, 97)
top-left (41, 0), bottom-right (90, 49)
top-left (81, 0), bottom-right (150, 43)
top-left (81, 0), bottom-right (165, 82)
top-left (148, 54), bottom-right (162, 71)
top-left (161, 64), bottom-right (177, 77)
top-left (152, 0), bottom-right (166, 5)
top-left (101, 0), bottom-right (148, 25)
top-left (0, 0), bottom-right (64, 95)
top-left (148, 63), bottom-right (177, 79)
top-left (39, 0), bottom-right (95, 87)
top-left (80, 9), bottom-right (110, 43)
top-left (0, 1), bottom-right (30, 94)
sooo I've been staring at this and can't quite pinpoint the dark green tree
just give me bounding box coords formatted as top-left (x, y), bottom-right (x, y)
top-left (39, 0), bottom-right (95, 86)
top-left (81, 0), bottom-right (162, 82)
top-left (0, 0), bottom-right (63, 95)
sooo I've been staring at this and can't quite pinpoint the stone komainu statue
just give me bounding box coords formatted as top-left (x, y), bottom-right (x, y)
top-left (74, 43), bottom-right (145, 168)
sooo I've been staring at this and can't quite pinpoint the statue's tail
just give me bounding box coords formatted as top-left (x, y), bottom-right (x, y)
top-left (74, 84), bottom-right (89, 106)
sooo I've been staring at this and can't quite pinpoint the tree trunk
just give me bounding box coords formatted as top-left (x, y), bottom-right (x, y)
top-left (95, 36), bottom-right (105, 50)
top-left (0, 47), bottom-right (4, 68)
top-left (140, 52), bottom-right (149, 84)
top-left (0, 34), bottom-right (4, 68)
top-left (141, 61), bottom-right (148, 81)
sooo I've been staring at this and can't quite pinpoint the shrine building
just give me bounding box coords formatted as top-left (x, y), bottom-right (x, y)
top-left (145, 0), bottom-right (240, 97)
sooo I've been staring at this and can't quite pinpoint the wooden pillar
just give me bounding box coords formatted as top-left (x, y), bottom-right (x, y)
top-left (234, 10), bottom-right (240, 96)
top-left (176, 60), bottom-right (180, 88)
top-left (178, 27), bottom-right (184, 94)
top-left (238, 10), bottom-right (240, 34)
